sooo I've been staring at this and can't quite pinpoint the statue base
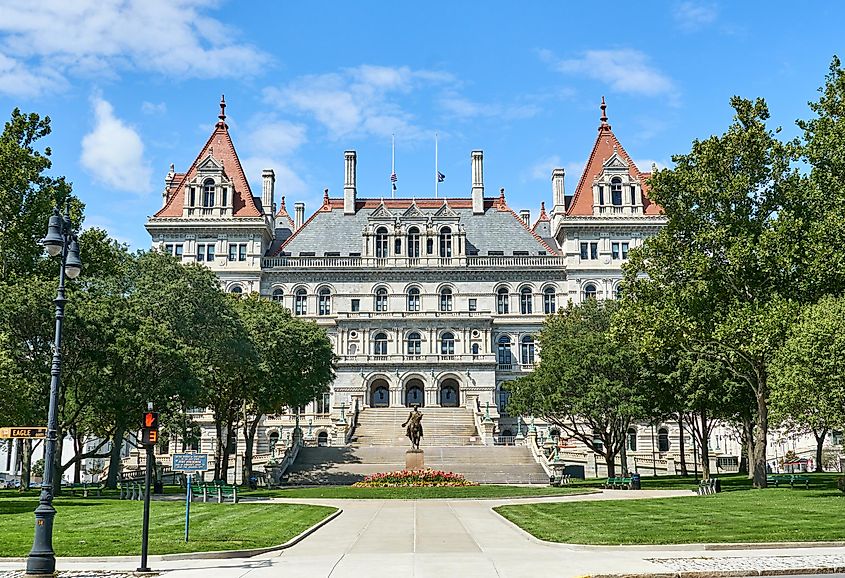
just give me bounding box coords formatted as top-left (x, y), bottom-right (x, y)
top-left (405, 449), bottom-right (425, 471)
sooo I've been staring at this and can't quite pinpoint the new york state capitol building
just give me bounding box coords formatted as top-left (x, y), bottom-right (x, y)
top-left (144, 98), bottom-right (693, 478)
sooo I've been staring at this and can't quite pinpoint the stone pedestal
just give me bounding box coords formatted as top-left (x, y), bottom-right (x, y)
top-left (405, 449), bottom-right (425, 470)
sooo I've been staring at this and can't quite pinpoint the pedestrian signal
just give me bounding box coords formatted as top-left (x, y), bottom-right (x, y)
top-left (141, 411), bottom-right (159, 446)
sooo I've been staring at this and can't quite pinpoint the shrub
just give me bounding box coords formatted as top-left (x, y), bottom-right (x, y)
top-left (353, 468), bottom-right (478, 487)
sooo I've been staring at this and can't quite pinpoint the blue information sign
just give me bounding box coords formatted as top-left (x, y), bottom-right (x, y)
top-left (172, 453), bottom-right (209, 472)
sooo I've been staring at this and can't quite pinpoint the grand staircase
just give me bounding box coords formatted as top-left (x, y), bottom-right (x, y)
top-left (283, 407), bottom-right (547, 485)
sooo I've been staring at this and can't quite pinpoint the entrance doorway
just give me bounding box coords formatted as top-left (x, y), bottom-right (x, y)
top-left (405, 379), bottom-right (424, 407)
top-left (439, 378), bottom-right (459, 407)
top-left (370, 379), bottom-right (390, 407)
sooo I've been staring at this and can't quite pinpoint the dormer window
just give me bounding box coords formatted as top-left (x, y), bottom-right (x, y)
top-left (203, 179), bottom-right (215, 207)
top-left (439, 227), bottom-right (452, 258)
top-left (375, 227), bottom-right (388, 258)
top-left (407, 227), bottom-right (420, 258)
top-left (611, 177), bottom-right (623, 206)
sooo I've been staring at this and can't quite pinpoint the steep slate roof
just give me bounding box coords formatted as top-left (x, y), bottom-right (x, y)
top-left (567, 98), bottom-right (662, 217)
top-left (154, 97), bottom-right (262, 218)
top-left (531, 202), bottom-right (556, 248)
top-left (276, 197), bottom-right (558, 257)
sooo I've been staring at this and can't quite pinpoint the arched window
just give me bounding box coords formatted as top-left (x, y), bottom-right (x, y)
top-left (271, 288), bottom-right (284, 303)
top-left (268, 431), bottom-right (279, 452)
top-left (471, 343), bottom-right (479, 356)
top-left (294, 288), bottom-right (307, 315)
top-left (375, 227), bottom-right (388, 258)
top-left (520, 286), bottom-right (533, 314)
top-left (521, 335), bottom-right (535, 365)
top-left (407, 332), bottom-right (421, 356)
top-left (318, 287), bottom-right (331, 315)
top-left (543, 286), bottom-right (556, 314)
top-left (440, 332), bottom-right (455, 355)
top-left (375, 287), bottom-right (388, 312)
top-left (439, 287), bottom-right (453, 312)
top-left (203, 179), bottom-right (215, 207)
top-left (497, 287), bottom-right (510, 314)
top-left (627, 427), bottom-right (638, 452)
top-left (497, 336), bottom-right (513, 367)
top-left (373, 332), bottom-right (388, 356)
top-left (407, 227), bottom-right (420, 258)
top-left (583, 283), bottom-right (597, 300)
top-left (229, 285), bottom-right (243, 295)
top-left (407, 287), bottom-right (420, 312)
top-left (439, 226), bottom-right (452, 258)
top-left (615, 284), bottom-right (623, 300)
top-left (611, 177), bottom-right (623, 206)
top-left (658, 428), bottom-right (670, 452)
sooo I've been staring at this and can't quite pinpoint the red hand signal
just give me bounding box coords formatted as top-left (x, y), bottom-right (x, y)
top-left (145, 413), bottom-right (155, 427)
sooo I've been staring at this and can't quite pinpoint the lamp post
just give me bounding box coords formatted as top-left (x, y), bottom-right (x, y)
top-left (26, 205), bottom-right (82, 577)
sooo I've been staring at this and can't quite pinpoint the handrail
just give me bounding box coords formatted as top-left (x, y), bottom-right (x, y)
top-left (262, 255), bottom-right (564, 269)
top-left (527, 432), bottom-right (554, 477)
top-left (345, 398), bottom-right (360, 444)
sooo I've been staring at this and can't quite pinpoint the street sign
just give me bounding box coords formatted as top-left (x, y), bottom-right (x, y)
top-left (172, 453), bottom-right (209, 472)
top-left (0, 427), bottom-right (47, 439)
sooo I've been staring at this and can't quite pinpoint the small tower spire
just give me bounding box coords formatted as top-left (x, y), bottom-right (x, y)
top-left (280, 195), bottom-right (287, 212)
top-left (599, 96), bottom-right (610, 130)
top-left (539, 201), bottom-right (548, 220)
top-left (217, 94), bottom-right (227, 128)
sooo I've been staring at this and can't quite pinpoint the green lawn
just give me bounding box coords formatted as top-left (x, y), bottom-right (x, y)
top-left (495, 484), bottom-right (845, 545)
top-left (0, 497), bottom-right (336, 557)
top-left (240, 484), bottom-right (595, 500)
top-left (569, 472), bottom-right (842, 492)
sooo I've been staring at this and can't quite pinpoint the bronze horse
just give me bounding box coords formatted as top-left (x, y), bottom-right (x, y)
top-left (402, 406), bottom-right (424, 450)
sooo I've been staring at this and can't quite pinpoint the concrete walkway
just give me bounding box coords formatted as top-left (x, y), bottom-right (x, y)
top-left (3, 490), bottom-right (845, 577)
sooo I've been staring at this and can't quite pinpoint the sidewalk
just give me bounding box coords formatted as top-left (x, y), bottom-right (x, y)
top-left (2, 490), bottom-right (844, 577)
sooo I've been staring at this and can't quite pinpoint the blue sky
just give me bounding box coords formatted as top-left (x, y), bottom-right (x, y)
top-left (0, 1), bottom-right (840, 248)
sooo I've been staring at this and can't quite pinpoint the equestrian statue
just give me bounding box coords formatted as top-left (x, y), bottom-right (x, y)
top-left (402, 405), bottom-right (424, 450)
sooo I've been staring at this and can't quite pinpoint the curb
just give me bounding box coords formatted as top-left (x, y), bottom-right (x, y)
top-left (589, 569), bottom-right (845, 577)
top-left (0, 508), bottom-right (342, 564)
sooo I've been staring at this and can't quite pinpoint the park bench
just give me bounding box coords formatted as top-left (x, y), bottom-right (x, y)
top-left (767, 474), bottom-right (809, 489)
top-left (66, 482), bottom-right (102, 497)
top-left (604, 476), bottom-right (632, 489)
top-left (696, 478), bottom-right (718, 495)
top-left (197, 482), bottom-right (239, 503)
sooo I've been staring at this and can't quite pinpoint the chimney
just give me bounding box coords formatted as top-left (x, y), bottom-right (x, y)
top-left (519, 210), bottom-right (531, 226)
top-left (261, 168), bottom-right (275, 215)
top-left (552, 167), bottom-right (566, 214)
top-left (294, 202), bottom-right (305, 230)
top-left (471, 150), bottom-right (484, 214)
top-left (344, 150), bottom-right (357, 215)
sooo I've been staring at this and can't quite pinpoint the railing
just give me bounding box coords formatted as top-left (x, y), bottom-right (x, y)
top-left (338, 353), bottom-right (496, 364)
top-left (494, 436), bottom-right (516, 446)
top-left (528, 432), bottom-right (554, 477)
top-left (262, 255), bottom-right (565, 269)
top-left (336, 311), bottom-right (491, 319)
top-left (345, 398), bottom-right (360, 445)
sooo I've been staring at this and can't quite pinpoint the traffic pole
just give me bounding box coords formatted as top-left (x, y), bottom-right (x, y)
top-left (184, 474), bottom-right (191, 542)
top-left (137, 444), bottom-right (153, 573)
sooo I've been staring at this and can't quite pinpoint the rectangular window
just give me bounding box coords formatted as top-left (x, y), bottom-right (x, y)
top-left (175, 244), bottom-right (183, 257)
top-left (239, 243), bottom-right (247, 261)
top-left (598, 186), bottom-right (604, 205)
top-left (196, 244), bottom-right (205, 262)
top-left (394, 238), bottom-right (401, 254)
top-left (580, 242), bottom-right (588, 260)
top-left (426, 239), bottom-right (434, 255)
top-left (165, 244), bottom-right (173, 254)
top-left (228, 244), bottom-right (237, 261)
top-left (206, 244), bottom-right (215, 261)
top-left (222, 187), bottom-right (228, 207)
top-left (351, 299), bottom-right (360, 312)
top-left (189, 187), bottom-right (196, 206)
top-left (590, 242), bottom-right (598, 260)
top-left (611, 242), bottom-right (620, 260)
top-left (468, 298), bottom-right (477, 312)
top-left (621, 242), bottom-right (630, 260)
top-left (630, 186), bottom-right (636, 205)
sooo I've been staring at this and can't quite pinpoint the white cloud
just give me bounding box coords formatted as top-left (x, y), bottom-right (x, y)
top-left (248, 120), bottom-right (308, 156)
top-left (240, 155), bottom-right (308, 201)
top-left (527, 155), bottom-right (562, 181)
top-left (439, 93), bottom-right (541, 121)
top-left (0, 52), bottom-right (66, 97)
top-left (263, 65), bottom-right (454, 141)
top-left (633, 159), bottom-right (669, 174)
top-left (673, 2), bottom-right (718, 31)
top-left (0, 0), bottom-right (268, 96)
top-left (141, 101), bottom-right (167, 115)
top-left (544, 49), bottom-right (676, 98)
top-left (81, 95), bottom-right (152, 194)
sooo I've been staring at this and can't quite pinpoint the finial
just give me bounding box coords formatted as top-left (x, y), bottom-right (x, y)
top-left (280, 195), bottom-right (286, 211)
top-left (499, 187), bottom-right (505, 200)
top-left (600, 96), bottom-right (610, 129)
top-left (217, 94), bottom-right (227, 127)
top-left (539, 201), bottom-right (548, 219)
top-left (323, 188), bottom-right (330, 204)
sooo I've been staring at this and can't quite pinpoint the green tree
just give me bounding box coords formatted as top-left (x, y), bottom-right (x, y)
top-left (770, 296), bottom-right (845, 472)
top-left (506, 299), bottom-right (652, 477)
top-left (622, 97), bottom-right (806, 487)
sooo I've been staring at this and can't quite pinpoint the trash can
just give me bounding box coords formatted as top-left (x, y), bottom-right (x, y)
top-left (153, 481), bottom-right (163, 494)
top-left (630, 473), bottom-right (641, 490)
top-left (714, 478), bottom-right (721, 493)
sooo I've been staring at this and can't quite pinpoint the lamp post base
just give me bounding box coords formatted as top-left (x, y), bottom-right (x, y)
top-left (25, 500), bottom-right (57, 577)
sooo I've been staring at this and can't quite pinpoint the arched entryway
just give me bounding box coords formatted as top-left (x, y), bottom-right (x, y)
top-left (370, 378), bottom-right (390, 407)
top-left (404, 379), bottom-right (425, 407)
top-left (317, 431), bottom-right (329, 447)
top-left (439, 378), bottom-right (460, 407)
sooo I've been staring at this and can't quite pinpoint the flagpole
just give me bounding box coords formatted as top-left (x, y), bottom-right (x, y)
top-left (435, 132), bottom-right (439, 199)
top-left (391, 133), bottom-right (396, 199)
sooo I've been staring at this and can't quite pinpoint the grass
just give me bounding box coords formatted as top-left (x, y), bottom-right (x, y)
top-left (0, 496), bottom-right (336, 557)
top-left (496, 473), bottom-right (845, 545)
top-left (239, 484), bottom-right (595, 500)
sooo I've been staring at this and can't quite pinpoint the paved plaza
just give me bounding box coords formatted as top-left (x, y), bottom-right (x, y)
top-left (2, 490), bottom-right (845, 577)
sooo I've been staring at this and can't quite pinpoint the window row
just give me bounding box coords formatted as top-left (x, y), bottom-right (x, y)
top-left (581, 283), bottom-right (623, 301)
top-left (580, 241), bottom-right (630, 261)
top-left (188, 178), bottom-right (228, 208)
top-left (194, 242), bottom-right (248, 262)
top-left (374, 226), bottom-right (455, 258)
top-left (496, 335), bottom-right (536, 367)
top-left (625, 427), bottom-right (670, 452)
top-left (496, 286), bottom-right (556, 315)
top-left (597, 177), bottom-right (638, 206)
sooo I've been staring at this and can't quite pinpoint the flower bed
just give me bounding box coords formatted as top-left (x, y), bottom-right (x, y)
top-left (353, 469), bottom-right (479, 487)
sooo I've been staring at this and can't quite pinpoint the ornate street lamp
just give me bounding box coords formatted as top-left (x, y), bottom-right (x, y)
top-left (26, 205), bottom-right (82, 577)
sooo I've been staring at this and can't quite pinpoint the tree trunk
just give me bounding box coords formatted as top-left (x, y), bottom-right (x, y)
top-left (214, 421), bottom-right (224, 480)
top-left (242, 417), bottom-right (259, 485)
top-left (678, 415), bottom-right (688, 476)
top-left (20, 439), bottom-right (32, 492)
top-left (751, 388), bottom-right (768, 488)
top-left (742, 417), bottom-right (755, 479)
top-left (106, 427), bottom-right (125, 489)
top-left (697, 411), bottom-right (711, 480)
top-left (604, 453), bottom-right (616, 478)
top-left (73, 433), bottom-right (83, 484)
top-left (813, 427), bottom-right (828, 473)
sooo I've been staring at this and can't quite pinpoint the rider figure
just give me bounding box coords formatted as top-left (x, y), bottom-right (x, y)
top-left (402, 405), bottom-right (423, 449)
